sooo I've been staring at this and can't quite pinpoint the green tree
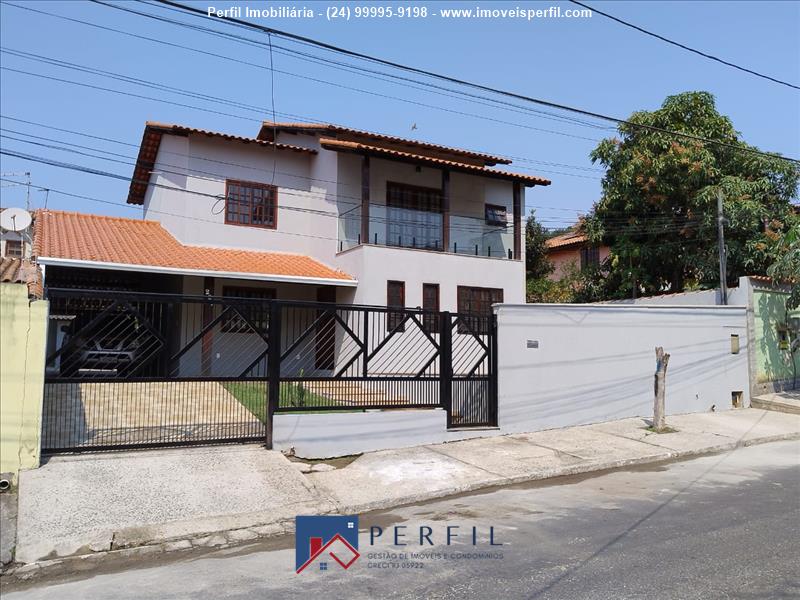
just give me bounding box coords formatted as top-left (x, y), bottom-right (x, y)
top-left (767, 222), bottom-right (800, 310)
top-left (525, 209), bottom-right (553, 280)
top-left (587, 91), bottom-right (799, 299)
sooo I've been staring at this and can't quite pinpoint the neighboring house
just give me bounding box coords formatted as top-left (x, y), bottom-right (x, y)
top-left (544, 227), bottom-right (609, 281)
top-left (0, 209), bottom-right (33, 259)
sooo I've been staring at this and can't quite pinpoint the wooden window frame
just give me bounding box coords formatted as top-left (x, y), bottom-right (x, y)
top-left (221, 286), bottom-right (275, 333)
top-left (456, 286), bottom-right (503, 335)
top-left (580, 245), bottom-right (600, 270)
top-left (387, 280), bottom-right (406, 332)
top-left (386, 181), bottom-right (443, 214)
top-left (386, 181), bottom-right (444, 250)
top-left (422, 283), bottom-right (440, 334)
top-left (484, 203), bottom-right (508, 227)
top-left (224, 179), bottom-right (278, 229)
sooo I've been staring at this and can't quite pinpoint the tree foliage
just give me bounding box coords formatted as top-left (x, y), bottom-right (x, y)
top-left (525, 209), bottom-right (554, 281)
top-left (586, 91), bottom-right (799, 299)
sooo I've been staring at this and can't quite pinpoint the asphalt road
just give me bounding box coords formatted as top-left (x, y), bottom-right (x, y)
top-left (5, 439), bottom-right (799, 600)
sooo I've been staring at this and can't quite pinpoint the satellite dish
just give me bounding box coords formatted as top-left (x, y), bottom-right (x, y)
top-left (0, 207), bottom-right (33, 232)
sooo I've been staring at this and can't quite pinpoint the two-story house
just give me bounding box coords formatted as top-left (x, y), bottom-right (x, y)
top-left (38, 121), bottom-right (550, 316)
top-left (34, 121), bottom-right (550, 383)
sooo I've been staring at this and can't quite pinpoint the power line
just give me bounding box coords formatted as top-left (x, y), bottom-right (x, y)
top-left (149, 0), bottom-right (800, 164)
top-left (0, 121), bottom-right (693, 228)
top-left (0, 146), bottom-right (701, 236)
top-left (570, 0), bottom-right (800, 91)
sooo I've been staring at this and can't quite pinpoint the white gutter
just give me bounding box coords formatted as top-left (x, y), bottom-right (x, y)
top-left (37, 257), bottom-right (358, 287)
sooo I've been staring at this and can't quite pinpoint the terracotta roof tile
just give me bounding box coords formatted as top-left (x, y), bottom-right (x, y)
top-left (319, 138), bottom-right (551, 187)
top-left (259, 121), bottom-right (512, 166)
top-left (0, 257), bottom-right (43, 298)
top-left (33, 210), bottom-right (355, 284)
top-left (127, 122), bottom-right (317, 205)
top-left (545, 231), bottom-right (588, 249)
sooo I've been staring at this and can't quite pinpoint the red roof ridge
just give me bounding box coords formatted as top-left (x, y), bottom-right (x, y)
top-left (260, 120), bottom-right (512, 166)
top-left (318, 137), bottom-right (550, 186)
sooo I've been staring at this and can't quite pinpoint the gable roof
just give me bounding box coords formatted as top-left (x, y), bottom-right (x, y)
top-left (258, 121), bottom-right (512, 167)
top-left (127, 122), bottom-right (318, 205)
top-left (545, 230), bottom-right (589, 250)
top-left (319, 138), bottom-right (551, 187)
top-left (33, 210), bottom-right (356, 286)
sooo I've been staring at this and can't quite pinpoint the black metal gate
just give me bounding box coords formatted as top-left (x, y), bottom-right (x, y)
top-left (42, 288), bottom-right (497, 452)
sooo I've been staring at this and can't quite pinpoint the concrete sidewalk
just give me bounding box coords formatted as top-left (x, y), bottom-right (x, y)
top-left (9, 408), bottom-right (800, 573)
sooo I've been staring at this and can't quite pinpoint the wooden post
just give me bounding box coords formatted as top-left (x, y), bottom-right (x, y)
top-left (442, 170), bottom-right (450, 252)
top-left (513, 182), bottom-right (522, 260)
top-left (360, 155), bottom-right (370, 246)
top-left (653, 346), bottom-right (670, 431)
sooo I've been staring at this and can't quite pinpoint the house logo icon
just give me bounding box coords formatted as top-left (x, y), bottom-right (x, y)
top-left (295, 515), bottom-right (360, 573)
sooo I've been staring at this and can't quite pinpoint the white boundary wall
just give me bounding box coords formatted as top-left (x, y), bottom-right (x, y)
top-left (496, 304), bottom-right (750, 434)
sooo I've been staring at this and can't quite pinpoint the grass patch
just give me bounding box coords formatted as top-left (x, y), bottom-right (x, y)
top-left (645, 425), bottom-right (678, 434)
top-left (222, 381), bottom-right (365, 422)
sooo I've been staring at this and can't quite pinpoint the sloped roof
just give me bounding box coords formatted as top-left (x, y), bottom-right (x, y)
top-left (319, 138), bottom-right (551, 187)
top-left (545, 230), bottom-right (589, 250)
top-left (33, 210), bottom-right (356, 285)
top-left (259, 121), bottom-right (511, 166)
top-left (0, 257), bottom-right (43, 298)
top-left (127, 122), bottom-right (318, 205)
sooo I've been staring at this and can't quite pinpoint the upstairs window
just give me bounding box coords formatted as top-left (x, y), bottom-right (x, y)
top-left (4, 239), bottom-right (23, 258)
top-left (386, 182), bottom-right (443, 250)
top-left (225, 180), bottom-right (277, 229)
top-left (485, 204), bottom-right (508, 227)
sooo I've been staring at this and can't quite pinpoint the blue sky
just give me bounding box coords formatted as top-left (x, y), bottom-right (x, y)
top-left (1, 0), bottom-right (798, 231)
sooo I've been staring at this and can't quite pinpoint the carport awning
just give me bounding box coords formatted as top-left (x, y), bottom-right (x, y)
top-left (33, 210), bottom-right (357, 287)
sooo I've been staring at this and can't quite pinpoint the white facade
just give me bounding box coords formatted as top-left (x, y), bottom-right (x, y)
top-left (496, 304), bottom-right (750, 434)
top-left (141, 130), bottom-right (527, 312)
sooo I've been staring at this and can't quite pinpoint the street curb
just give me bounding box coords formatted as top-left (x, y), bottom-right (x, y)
top-left (2, 431), bottom-right (798, 582)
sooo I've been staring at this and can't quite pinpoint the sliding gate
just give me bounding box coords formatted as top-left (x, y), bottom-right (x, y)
top-left (42, 289), bottom-right (497, 452)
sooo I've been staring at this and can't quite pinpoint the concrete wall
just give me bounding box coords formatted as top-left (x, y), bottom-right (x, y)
top-left (751, 285), bottom-right (799, 392)
top-left (0, 284), bottom-right (48, 483)
top-left (495, 304), bottom-right (750, 434)
top-left (273, 409), bottom-right (495, 458)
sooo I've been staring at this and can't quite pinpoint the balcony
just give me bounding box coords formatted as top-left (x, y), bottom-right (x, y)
top-left (337, 204), bottom-right (517, 259)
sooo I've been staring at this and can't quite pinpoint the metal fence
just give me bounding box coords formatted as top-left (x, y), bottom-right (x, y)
top-left (42, 288), bottom-right (497, 452)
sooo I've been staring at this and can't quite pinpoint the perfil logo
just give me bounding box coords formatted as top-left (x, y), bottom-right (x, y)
top-left (295, 515), bottom-right (360, 574)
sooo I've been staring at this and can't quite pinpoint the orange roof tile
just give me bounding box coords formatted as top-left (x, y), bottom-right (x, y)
top-left (33, 210), bottom-right (356, 284)
top-left (318, 138), bottom-right (551, 187)
top-left (127, 122), bottom-right (317, 205)
top-left (259, 121), bottom-right (512, 166)
top-left (0, 257), bottom-right (43, 298)
top-left (545, 231), bottom-right (589, 249)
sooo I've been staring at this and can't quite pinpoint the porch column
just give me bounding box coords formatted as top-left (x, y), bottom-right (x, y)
top-left (442, 169), bottom-right (450, 252)
top-left (360, 155), bottom-right (370, 245)
top-left (513, 181), bottom-right (522, 260)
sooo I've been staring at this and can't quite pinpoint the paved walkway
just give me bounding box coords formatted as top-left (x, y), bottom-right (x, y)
top-left (10, 408), bottom-right (800, 571)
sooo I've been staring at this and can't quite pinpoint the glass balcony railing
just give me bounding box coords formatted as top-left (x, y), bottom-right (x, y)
top-left (337, 205), bottom-right (516, 259)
